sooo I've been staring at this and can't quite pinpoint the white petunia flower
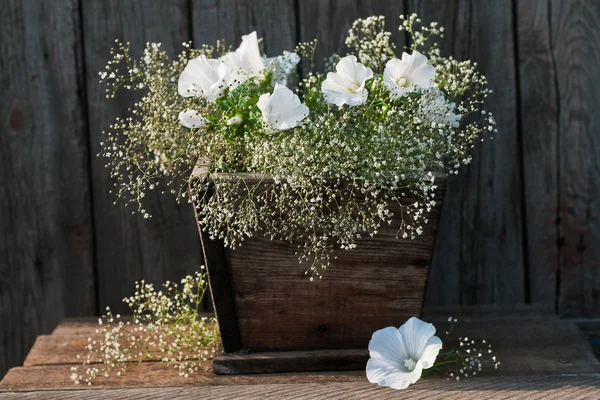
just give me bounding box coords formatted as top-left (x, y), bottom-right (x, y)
top-left (383, 51), bottom-right (436, 99)
top-left (264, 51), bottom-right (300, 86)
top-left (178, 55), bottom-right (227, 102)
top-left (321, 55), bottom-right (373, 107)
top-left (366, 317), bottom-right (442, 390)
top-left (221, 31), bottom-right (265, 88)
top-left (257, 83), bottom-right (309, 133)
top-left (178, 109), bottom-right (208, 129)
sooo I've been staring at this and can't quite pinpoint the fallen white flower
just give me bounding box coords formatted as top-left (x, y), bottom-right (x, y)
top-left (321, 55), bottom-right (373, 106)
top-left (178, 109), bottom-right (208, 129)
top-left (383, 50), bottom-right (436, 99)
top-left (366, 317), bottom-right (442, 390)
top-left (257, 83), bottom-right (309, 133)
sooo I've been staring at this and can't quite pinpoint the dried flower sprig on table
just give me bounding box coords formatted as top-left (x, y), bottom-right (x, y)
top-left (69, 269), bottom-right (220, 385)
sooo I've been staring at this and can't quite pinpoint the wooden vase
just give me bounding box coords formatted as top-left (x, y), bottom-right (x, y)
top-left (190, 160), bottom-right (447, 374)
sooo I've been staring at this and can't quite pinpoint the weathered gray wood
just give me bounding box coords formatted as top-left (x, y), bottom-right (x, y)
top-left (191, 0), bottom-right (298, 59)
top-left (0, 0), bottom-right (95, 379)
top-left (550, 1), bottom-right (600, 317)
top-left (517, 0), bottom-right (560, 307)
top-left (409, 0), bottom-right (526, 306)
top-left (216, 179), bottom-right (446, 352)
top-left (80, 1), bottom-right (206, 315)
top-left (3, 376), bottom-right (600, 399)
top-left (298, 0), bottom-right (405, 71)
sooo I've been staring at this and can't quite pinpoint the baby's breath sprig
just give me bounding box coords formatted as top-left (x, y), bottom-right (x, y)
top-left (69, 269), bottom-right (220, 386)
top-left (425, 317), bottom-right (501, 381)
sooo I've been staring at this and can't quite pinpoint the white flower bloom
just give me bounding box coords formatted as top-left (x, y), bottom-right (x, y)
top-left (321, 55), bottom-right (373, 106)
top-left (221, 31), bottom-right (265, 88)
top-left (420, 90), bottom-right (461, 128)
top-left (178, 55), bottom-right (227, 101)
top-left (257, 83), bottom-right (309, 133)
top-left (264, 51), bottom-right (300, 86)
top-left (366, 317), bottom-right (442, 390)
top-left (226, 116), bottom-right (244, 126)
top-left (383, 51), bottom-right (436, 99)
top-left (178, 109), bottom-right (208, 129)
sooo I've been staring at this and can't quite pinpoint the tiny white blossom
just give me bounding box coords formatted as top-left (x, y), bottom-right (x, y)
top-left (383, 50), bottom-right (436, 99)
top-left (321, 55), bottom-right (373, 106)
top-left (264, 51), bottom-right (300, 86)
top-left (366, 317), bottom-right (442, 390)
top-left (178, 109), bottom-right (208, 129)
top-left (226, 116), bottom-right (244, 125)
top-left (257, 83), bottom-right (309, 133)
top-left (178, 55), bottom-right (227, 101)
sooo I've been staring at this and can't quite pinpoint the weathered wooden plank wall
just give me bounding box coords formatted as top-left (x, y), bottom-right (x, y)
top-left (2, 0), bottom-right (600, 378)
top-left (0, 0), bottom-right (96, 382)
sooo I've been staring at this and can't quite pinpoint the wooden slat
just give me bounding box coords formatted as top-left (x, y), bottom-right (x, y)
top-left (80, 1), bottom-right (206, 316)
top-left (2, 373), bottom-right (600, 398)
top-left (551, 1), bottom-right (600, 317)
top-left (4, 376), bottom-right (600, 399)
top-left (517, 0), bottom-right (560, 308)
top-left (408, 0), bottom-right (526, 306)
top-left (0, 0), bottom-right (95, 379)
top-left (191, 0), bottom-right (298, 58)
top-left (0, 363), bottom-right (365, 391)
top-left (298, 0), bottom-right (405, 72)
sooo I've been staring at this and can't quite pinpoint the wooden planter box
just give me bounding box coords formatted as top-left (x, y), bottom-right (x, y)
top-left (190, 161), bottom-right (447, 374)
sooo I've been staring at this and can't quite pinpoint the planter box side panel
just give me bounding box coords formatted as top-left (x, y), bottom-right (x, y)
top-left (227, 184), bottom-right (446, 352)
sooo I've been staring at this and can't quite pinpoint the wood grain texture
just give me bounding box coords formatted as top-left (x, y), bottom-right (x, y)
top-left (80, 0), bottom-right (205, 315)
top-left (191, 0), bottom-right (298, 57)
top-left (409, 0), bottom-right (526, 306)
top-left (0, 0), bottom-right (95, 379)
top-left (550, 1), bottom-right (600, 317)
top-left (2, 316), bottom-right (600, 393)
top-left (298, 0), bottom-right (405, 72)
top-left (2, 377), bottom-right (600, 400)
top-left (221, 179), bottom-right (446, 351)
top-left (517, 0), bottom-right (560, 307)
top-left (0, 363), bottom-right (365, 391)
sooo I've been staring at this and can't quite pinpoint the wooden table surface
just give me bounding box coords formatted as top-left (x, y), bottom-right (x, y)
top-left (2, 306), bottom-right (600, 399)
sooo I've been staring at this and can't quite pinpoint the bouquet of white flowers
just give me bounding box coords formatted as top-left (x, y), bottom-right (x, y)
top-left (100, 14), bottom-right (495, 276)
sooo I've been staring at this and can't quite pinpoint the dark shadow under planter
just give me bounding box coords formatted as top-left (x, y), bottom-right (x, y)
top-left (190, 161), bottom-right (448, 374)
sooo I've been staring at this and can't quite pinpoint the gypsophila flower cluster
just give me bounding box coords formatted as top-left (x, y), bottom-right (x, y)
top-left (100, 14), bottom-right (495, 277)
top-left (69, 269), bottom-right (220, 385)
top-left (434, 317), bottom-right (501, 381)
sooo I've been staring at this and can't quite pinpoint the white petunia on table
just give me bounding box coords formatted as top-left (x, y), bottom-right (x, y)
top-left (221, 31), bottom-right (265, 88)
top-left (366, 317), bottom-right (442, 390)
top-left (178, 109), bottom-right (209, 129)
top-left (321, 55), bottom-right (374, 107)
top-left (383, 50), bottom-right (436, 99)
top-left (257, 83), bottom-right (309, 133)
top-left (178, 55), bottom-right (227, 102)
